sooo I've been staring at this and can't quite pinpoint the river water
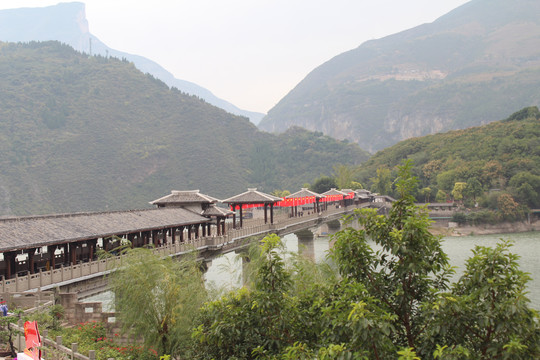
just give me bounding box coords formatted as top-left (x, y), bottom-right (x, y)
top-left (205, 231), bottom-right (540, 310)
top-left (85, 231), bottom-right (539, 310)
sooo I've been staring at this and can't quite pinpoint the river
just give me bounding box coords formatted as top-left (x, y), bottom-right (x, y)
top-left (85, 231), bottom-right (539, 310)
top-left (205, 231), bottom-right (540, 310)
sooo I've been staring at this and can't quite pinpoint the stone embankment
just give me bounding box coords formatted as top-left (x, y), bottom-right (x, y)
top-left (431, 220), bottom-right (540, 237)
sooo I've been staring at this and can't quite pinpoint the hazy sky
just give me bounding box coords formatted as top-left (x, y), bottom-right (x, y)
top-left (1, 0), bottom-right (470, 113)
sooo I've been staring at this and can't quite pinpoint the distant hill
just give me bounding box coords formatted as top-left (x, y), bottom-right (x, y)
top-left (0, 41), bottom-right (368, 216)
top-left (259, 0), bottom-right (540, 152)
top-left (0, 2), bottom-right (265, 124)
top-left (356, 106), bottom-right (540, 208)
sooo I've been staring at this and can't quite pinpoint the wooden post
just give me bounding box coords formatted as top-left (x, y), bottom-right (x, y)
top-left (264, 203), bottom-right (268, 224)
top-left (239, 206), bottom-right (244, 228)
top-left (270, 203), bottom-right (274, 224)
top-left (4, 251), bottom-right (17, 279)
top-left (27, 248), bottom-right (36, 274)
top-left (72, 343), bottom-right (78, 360)
top-left (70, 243), bottom-right (78, 265)
top-left (171, 227), bottom-right (176, 244)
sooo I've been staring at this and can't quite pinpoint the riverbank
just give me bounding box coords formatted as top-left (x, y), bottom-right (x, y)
top-left (431, 220), bottom-right (540, 237)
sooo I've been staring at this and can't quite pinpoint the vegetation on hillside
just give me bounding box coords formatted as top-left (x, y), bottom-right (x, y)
top-left (0, 41), bottom-right (368, 216)
top-left (349, 107), bottom-right (540, 222)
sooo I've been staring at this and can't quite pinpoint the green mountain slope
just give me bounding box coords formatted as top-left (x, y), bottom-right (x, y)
top-left (0, 41), bottom-right (368, 216)
top-left (357, 106), bottom-right (540, 208)
top-left (259, 0), bottom-right (540, 152)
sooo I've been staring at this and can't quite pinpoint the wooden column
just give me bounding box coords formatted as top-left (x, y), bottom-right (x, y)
top-left (202, 224), bottom-right (206, 237)
top-left (88, 239), bottom-right (97, 261)
top-left (232, 204), bottom-right (237, 229)
top-left (69, 243), bottom-right (78, 265)
top-left (207, 223), bottom-right (211, 236)
top-left (27, 248), bottom-right (37, 274)
top-left (239, 206), bottom-right (243, 228)
top-left (216, 218), bottom-right (221, 236)
top-left (4, 251), bottom-right (17, 279)
top-left (270, 204), bottom-right (274, 224)
top-left (264, 203), bottom-right (268, 224)
top-left (222, 219), bottom-right (226, 235)
top-left (171, 227), bottom-right (176, 244)
top-left (179, 226), bottom-right (184, 242)
top-left (47, 245), bottom-right (57, 270)
top-left (152, 230), bottom-right (159, 247)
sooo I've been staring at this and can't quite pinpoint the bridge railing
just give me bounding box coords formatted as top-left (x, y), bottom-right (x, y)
top-left (0, 203), bottom-right (366, 293)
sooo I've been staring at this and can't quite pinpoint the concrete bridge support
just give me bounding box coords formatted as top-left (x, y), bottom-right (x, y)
top-left (295, 229), bottom-right (315, 261)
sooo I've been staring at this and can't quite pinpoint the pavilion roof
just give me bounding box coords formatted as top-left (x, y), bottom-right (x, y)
top-left (286, 188), bottom-right (323, 199)
top-left (340, 189), bottom-right (355, 194)
top-left (150, 190), bottom-right (218, 206)
top-left (201, 205), bottom-right (234, 217)
top-left (0, 207), bottom-right (209, 252)
top-left (222, 188), bottom-right (282, 204)
top-left (356, 189), bottom-right (371, 194)
top-left (321, 188), bottom-right (348, 196)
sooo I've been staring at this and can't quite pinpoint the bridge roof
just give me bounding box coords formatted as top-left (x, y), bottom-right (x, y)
top-left (286, 188), bottom-right (323, 199)
top-left (321, 188), bottom-right (348, 196)
top-left (0, 207), bottom-right (209, 252)
top-left (201, 205), bottom-right (234, 217)
top-left (150, 190), bottom-right (219, 206)
top-left (222, 188), bottom-right (281, 204)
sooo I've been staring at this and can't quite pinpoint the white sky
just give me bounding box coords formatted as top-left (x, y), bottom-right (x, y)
top-left (0, 0), bottom-right (470, 113)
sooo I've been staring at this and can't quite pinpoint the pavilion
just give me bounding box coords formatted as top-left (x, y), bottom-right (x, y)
top-left (222, 188), bottom-right (282, 228)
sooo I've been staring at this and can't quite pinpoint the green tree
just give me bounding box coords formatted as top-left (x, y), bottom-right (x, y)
top-left (451, 182), bottom-right (467, 202)
top-left (332, 160), bottom-right (453, 356)
top-left (332, 163), bottom-right (358, 189)
top-left (463, 177), bottom-right (483, 201)
top-left (310, 175), bottom-right (337, 194)
top-left (370, 167), bottom-right (392, 195)
top-left (110, 248), bottom-right (207, 357)
top-left (435, 189), bottom-right (448, 203)
top-left (429, 241), bottom-right (539, 359)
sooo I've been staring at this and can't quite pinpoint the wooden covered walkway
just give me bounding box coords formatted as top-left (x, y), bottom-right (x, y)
top-left (0, 187), bottom-right (386, 292)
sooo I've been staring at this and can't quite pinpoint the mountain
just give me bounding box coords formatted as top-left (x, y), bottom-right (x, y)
top-left (0, 2), bottom-right (265, 124)
top-left (259, 0), bottom-right (540, 152)
top-left (0, 41), bottom-right (368, 216)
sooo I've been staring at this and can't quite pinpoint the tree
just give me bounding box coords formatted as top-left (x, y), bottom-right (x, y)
top-left (332, 163), bottom-right (358, 189)
top-left (332, 160), bottom-right (453, 356)
top-left (451, 182), bottom-right (467, 202)
top-left (370, 167), bottom-right (392, 195)
top-left (310, 175), bottom-right (337, 194)
top-left (109, 248), bottom-right (207, 358)
top-left (464, 177), bottom-right (483, 201)
top-left (429, 241), bottom-right (539, 359)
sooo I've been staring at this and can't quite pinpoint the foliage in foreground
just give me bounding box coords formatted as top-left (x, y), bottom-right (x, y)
top-left (109, 248), bottom-right (207, 358)
top-left (191, 161), bottom-right (539, 359)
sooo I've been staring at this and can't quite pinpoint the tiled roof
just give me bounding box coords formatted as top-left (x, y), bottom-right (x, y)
top-left (321, 188), bottom-right (348, 196)
top-left (150, 190), bottom-right (218, 205)
top-left (201, 205), bottom-right (234, 217)
top-left (286, 188), bottom-right (323, 199)
top-left (0, 208), bottom-right (209, 252)
top-left (222, 188), bottom-right (282, 204)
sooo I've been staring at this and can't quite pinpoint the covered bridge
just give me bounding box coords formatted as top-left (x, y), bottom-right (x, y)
top-left (0, 207), bottom-right (211, 280)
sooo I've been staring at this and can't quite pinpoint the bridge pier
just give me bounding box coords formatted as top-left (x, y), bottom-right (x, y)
top-left (295, 229), bottom-right (315, 260)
